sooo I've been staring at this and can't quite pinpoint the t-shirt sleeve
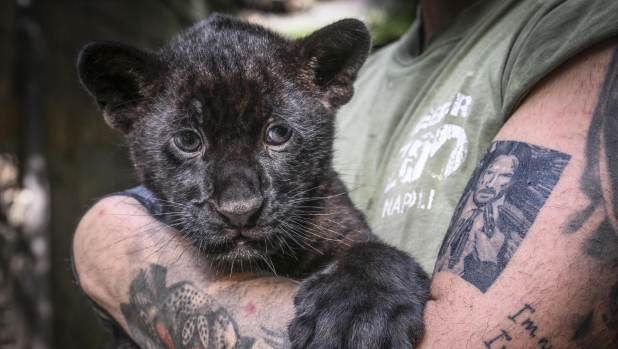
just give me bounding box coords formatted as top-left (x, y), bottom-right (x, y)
top-left (501, 0), bottom-right (618, 117)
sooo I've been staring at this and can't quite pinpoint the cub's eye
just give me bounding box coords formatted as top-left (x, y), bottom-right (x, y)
top-left (265, 125), bottom-right (293, 146)
top-left (173, 131), bottom-right (202, 153)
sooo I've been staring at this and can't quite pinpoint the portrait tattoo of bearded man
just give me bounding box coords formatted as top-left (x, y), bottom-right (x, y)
top-left (436, 140), bottom-right (570, 292)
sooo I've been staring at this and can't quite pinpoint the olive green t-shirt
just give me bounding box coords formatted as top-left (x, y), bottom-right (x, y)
top-left (335, 0), bottom-right (618, 273)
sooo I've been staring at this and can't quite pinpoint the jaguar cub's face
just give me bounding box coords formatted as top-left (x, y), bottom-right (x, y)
top-left (78, 15), bottom-right (369, 265)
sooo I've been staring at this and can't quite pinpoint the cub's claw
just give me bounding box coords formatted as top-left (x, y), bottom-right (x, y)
top-left (289, 242), bottom-right (430, 349)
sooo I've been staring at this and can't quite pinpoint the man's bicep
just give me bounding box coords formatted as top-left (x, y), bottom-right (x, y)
top-left (420, 39), bottom-right (618, 348)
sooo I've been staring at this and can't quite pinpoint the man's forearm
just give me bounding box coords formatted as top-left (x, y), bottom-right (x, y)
top-left (73, 195), bottom-right (297, 348)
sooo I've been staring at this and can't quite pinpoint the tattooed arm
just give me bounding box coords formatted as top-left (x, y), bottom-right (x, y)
top-left (73, 195), bottom-right (296, 349)
top-left (419, 39), bottom-right (618, 348)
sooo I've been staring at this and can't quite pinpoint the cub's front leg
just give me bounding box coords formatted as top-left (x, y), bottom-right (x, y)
top-left (289, 242), bottom-right (430, 349)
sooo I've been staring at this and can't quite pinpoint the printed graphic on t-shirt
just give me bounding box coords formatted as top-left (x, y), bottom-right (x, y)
top-left (381, 93), bottom-right (472, 218)
top-left (435, 141), bottom-right (570, 293)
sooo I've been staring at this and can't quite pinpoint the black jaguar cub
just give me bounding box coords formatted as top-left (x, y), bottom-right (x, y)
top-left (78, 14), bottom-right (429, 349)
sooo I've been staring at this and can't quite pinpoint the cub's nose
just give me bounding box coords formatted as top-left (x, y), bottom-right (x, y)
top-left (216, 201), bottom-right (262, 228)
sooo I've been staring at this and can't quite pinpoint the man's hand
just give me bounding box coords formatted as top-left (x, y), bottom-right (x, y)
top-left (73, 195), bottom-right (298, 348)
top-left (419, 39), bottom-right (618, 348)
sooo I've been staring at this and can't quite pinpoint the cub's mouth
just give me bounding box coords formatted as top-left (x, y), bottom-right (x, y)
top-left (208, 236), bottom-right (270, 255)
top-left (203, 227), bottom-right (283, 265)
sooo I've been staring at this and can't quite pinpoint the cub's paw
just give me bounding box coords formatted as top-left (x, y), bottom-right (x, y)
top-left (288, 242), bottom-right (430, 349)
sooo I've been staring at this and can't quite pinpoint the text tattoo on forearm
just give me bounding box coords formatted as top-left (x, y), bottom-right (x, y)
top-left (484, 304), bottom-right (553, 349)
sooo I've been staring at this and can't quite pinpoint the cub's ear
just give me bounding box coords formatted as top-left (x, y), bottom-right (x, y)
top-left (298, 19), bottom-right (371, 109)
top-left (77, 42), bottom-right (157, 133)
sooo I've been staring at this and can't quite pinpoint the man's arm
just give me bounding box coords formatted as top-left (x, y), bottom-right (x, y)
top-left (419, 39), bottom-right (618, 348)
top-left (73, 195), bottom-right (297, 348)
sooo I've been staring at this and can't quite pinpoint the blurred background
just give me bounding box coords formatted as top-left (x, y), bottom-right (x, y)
top-left (0, 0), bottom-right (417, 347)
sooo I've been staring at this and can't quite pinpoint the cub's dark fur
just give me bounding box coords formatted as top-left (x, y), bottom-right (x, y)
top-left (78, 14), bottom-right (429, 349)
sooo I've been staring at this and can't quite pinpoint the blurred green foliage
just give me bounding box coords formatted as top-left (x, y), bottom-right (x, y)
top-left (368, 0), bottom-right (418, 49)
top-left (279, 27), bottom-right (314, 39)
top-left (201, 0), bottom-right (418, 47)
